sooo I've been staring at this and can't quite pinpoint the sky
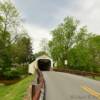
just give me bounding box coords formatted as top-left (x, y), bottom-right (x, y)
top-left (11, 0), bottom-right (100, 52)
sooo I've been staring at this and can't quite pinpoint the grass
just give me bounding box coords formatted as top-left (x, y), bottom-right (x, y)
top-left (0, 75), bottom-right (34, 100)
top-left (88, 76), bottom-right (100, 81)
top-left (93, 76), bottom-right (100, 81)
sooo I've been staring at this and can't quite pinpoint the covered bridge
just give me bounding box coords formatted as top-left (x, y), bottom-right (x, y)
top-left (28, 55), bottom-right (53, 74)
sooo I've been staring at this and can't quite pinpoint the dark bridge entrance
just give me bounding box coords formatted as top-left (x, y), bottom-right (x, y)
top-left (38, 59), bottom-right (51, 71)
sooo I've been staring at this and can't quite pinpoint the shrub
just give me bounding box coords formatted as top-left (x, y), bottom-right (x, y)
top-left (2, 65), bottom-right (28, 80)
top-left (3, 70), bottom-right (20, 80)
top-left (16, 65), bottom-right (28, 75)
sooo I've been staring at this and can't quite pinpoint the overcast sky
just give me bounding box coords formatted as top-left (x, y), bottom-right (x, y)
top-left (12, 0), bottom-right (100, 52)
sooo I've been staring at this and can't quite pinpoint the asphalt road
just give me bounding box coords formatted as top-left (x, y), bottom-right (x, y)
top-left (43, 71), bottom-right (100, 100)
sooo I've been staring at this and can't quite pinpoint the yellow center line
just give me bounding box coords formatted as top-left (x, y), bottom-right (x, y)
top-left (82, 86), bottom-right (100, 100)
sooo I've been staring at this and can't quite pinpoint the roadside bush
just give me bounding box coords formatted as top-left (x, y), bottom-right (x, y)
top-left (3, 70), bottom-right (20, 80)
top-left (1, 65), bottom-right (28, 80)
top-left (16, 65), bottom-right (28, 75)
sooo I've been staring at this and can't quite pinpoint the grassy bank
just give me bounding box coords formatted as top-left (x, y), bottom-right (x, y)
top-left (0, 75), bottom-right (33, 100)
top-left (88, 76), bottom-right (100, 81)
top-left (94, 76), bottom-right (100, 81)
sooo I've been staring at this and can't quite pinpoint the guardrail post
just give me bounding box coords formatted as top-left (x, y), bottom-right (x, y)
top-left (32, 82), bottom-right (37, 99)
top-left (32, 84), bottom-right (35, 99)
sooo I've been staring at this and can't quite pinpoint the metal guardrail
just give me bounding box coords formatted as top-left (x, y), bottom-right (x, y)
top-left (32, 69), bottom-right (45, 100)
top-left (53, 68), bottom-right (100, 78)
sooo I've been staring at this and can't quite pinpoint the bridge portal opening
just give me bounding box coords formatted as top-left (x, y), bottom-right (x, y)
top-left (38, 59), bottom-right (51, 71)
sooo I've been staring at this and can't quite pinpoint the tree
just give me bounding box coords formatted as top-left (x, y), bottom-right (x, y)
top-left (0, 0), bottom-right (20, 34)
top-left (49, 17), bottom-right (79, 67)
top-left (87, 35), bottom-right (100, 72)
top-left (0, 0), bottom-right (20, 75)
top-left (49, 16), bottom-right (100, 73)
top-left (0, 1), bottom-right (33, 78)
top-left (40, 38), bottom-right (49, 53)
top-left (11, 33), bottom-right (33, 64)
top-left (68, 36), bottom-right (100, 73)
top-left (0, 31), bottom-right (11, 74)
top-left (68, 45), bottom-right (92, 71)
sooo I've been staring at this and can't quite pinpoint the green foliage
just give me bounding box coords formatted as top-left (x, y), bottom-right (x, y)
top-left (68, 27), bottom-right (100, 72)
top-left (49, 17), bottom-right (79, 66)
top-left (0, 0), bottom-right (20, 33)
top-left (49, 16), bottom-right (100, 73)
top-left (68, 45), bottom-right (92, 71)
top-left (11, 34), bottom-right (33, 64)
top-left (2, 65), bottom-right (28, 80)
top-left (0, 28), bottom-right (12, 74)
top-left (3, 70), bottom-right (20, 80)
top-left (16, 65), bottom-right (28, 75)
top-left (87, 36), bottom-right (100, 72)
top-left (0, 0), bottom-right (33, 78)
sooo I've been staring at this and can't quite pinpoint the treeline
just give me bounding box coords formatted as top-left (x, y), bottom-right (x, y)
top-left (49, 17), bottom-right (100, 73)
top-left (0, 1), bottom-right (33, 79)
